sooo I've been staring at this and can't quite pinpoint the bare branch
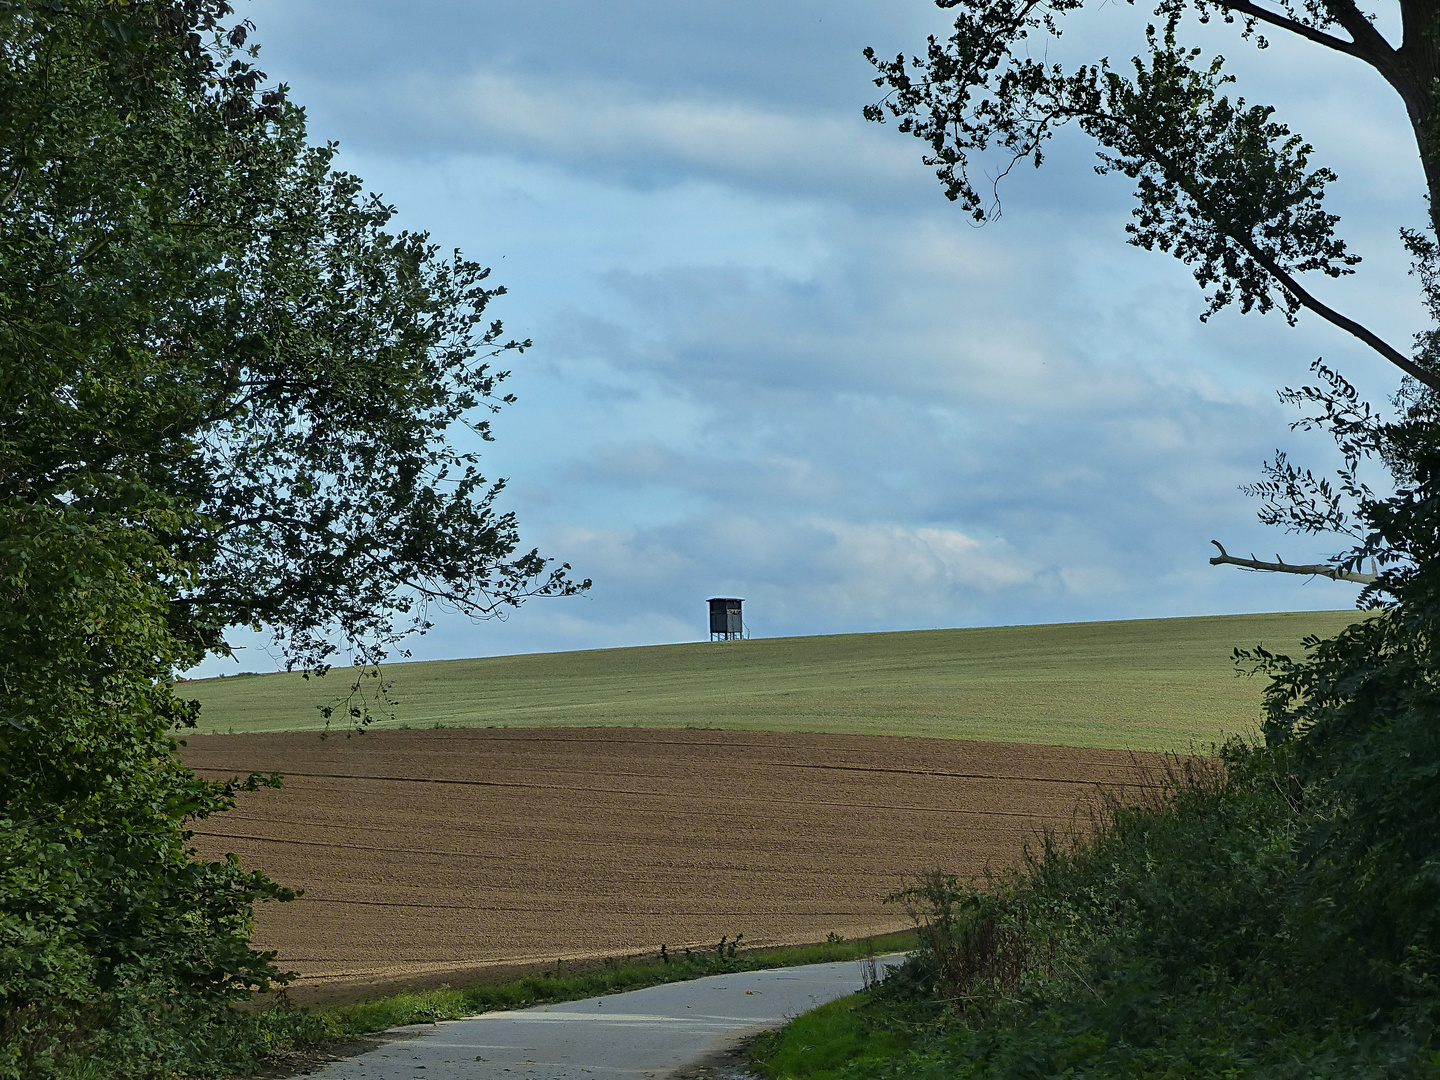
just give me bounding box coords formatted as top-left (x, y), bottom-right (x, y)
top-left (1208, 539), bottom-right (1376, 582)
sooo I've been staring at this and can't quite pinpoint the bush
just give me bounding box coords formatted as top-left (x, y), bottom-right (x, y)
top-left (770, 389), bottom-right (1440, 1073)
top-left (759, 741), bottom-right (1440, 1079)
top-left (0, 509), bottom-right (295, 1078)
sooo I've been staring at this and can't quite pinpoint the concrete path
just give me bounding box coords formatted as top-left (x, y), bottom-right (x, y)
top-left (308, 954), bottom-right (907, 1080)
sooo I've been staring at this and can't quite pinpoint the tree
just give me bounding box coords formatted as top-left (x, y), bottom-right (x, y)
top-left (861, 0), bottom-right (1440, 572)
top-left (864, 0), bottom-right (1440, 384)
top-left (866, 0), bottom-right (1440, 1030)
top-left (0, 2), bottom-right (584, 1074)
top-left (2, 1), bottom-right (584, 683)
top-left (860, 0), bottom-right (1440, 604)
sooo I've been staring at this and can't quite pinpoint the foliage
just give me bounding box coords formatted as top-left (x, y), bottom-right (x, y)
top-left (750, 993), bottom-right (917, 1080)
top-left (851, 0), bottom-right (1440, 1072)
top-left (0, 1), bottom-right (581, 1075)
top-left (0, 498), bottom-right (292, 1078)
top-left (865, 0), bottom-right (1440, 388)
top-left (0, 0), bottom-right (583, 683)
top-left (754, 745), bottom-right (1440, 1079)
top-left (1247, 389), bottom-right (1440, 1021)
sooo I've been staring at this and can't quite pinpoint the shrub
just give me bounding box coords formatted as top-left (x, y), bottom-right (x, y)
top-left (839, 741), bottom-right (1440, 1078)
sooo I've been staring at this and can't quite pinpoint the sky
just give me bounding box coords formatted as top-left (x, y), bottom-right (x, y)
top-left (195, 0), bottom-right (1429, 674)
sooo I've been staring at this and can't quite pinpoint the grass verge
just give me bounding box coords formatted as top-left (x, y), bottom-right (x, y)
top-left (749, 991), bottom-right (920, 1080)
top-left (216, 932), bottom-right (916, 1078)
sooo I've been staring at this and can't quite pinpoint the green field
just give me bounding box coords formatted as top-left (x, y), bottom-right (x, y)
top-left (182, 611), bottom-right (1363, 752)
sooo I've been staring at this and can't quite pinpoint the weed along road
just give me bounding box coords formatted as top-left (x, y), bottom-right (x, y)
top-left (309, 956), bottom-right (907, 1080)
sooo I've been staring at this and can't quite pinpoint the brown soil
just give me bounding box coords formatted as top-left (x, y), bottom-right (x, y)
top-left (181, 727), bottom-right (1156, 1004)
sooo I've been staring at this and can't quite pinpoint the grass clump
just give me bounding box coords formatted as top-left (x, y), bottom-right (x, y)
top-left (751, 994), bottom-right (916, 1080)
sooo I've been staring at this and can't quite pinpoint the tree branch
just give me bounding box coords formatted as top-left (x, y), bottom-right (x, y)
top-left (0, 168), bottom-right (24, 209)
top-left (1215, 0), bottom-right (1369, 60)
top-left (1221, 0), bottom-right (1416, 149)
top-left (1317, 0), bottom-right (1402, 66)
top-left (1124, 122), bottom-right (1440, 392)
top-left (1236, 236), bottom-right (1440, 391)
top-left (1209, 539), bottom-right (1376, 582)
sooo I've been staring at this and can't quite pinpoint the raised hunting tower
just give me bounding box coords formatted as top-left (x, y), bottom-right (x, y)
top-left (708, 597), bottom-right (744, 641)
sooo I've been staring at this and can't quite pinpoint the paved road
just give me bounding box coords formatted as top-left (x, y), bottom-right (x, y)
top-left (309, 955), bottom-right (907, 1080)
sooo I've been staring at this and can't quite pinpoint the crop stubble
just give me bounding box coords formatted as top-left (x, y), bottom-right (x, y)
top-left (182, 727), bottom-right (1154, 999)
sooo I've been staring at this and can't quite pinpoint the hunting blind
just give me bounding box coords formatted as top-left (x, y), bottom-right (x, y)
top-left (708, 597), bottom-right (744, 641)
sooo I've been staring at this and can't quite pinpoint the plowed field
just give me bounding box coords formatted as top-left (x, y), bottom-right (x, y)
top-left (182, 728), bottom-right (1156, 1002)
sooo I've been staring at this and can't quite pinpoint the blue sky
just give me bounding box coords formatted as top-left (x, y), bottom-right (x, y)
top-left (199, 0), bottom-right (1428, 672)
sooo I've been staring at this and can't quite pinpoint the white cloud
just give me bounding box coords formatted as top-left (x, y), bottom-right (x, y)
top-left (532, 516), bottom-right (1039, 635)
top-left (338, 67), bottom-right (924, 201)
top-left (811, 521), bottom-right (1035, 598)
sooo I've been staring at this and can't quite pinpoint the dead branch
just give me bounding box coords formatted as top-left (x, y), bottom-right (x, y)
top-left (1208, 540), bottom-right (1377, 584)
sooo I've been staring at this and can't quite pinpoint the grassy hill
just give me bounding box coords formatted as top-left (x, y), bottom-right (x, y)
top-left (181, 611), bottom-right (1362, 751)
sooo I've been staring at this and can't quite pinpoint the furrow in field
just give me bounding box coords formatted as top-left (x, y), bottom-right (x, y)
top-left (188, 771), bottom-right (1146, 794)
